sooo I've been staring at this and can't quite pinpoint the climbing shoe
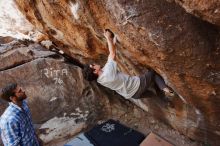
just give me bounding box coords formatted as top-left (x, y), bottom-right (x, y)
top-left (163, 87), bottom-right (175, 101)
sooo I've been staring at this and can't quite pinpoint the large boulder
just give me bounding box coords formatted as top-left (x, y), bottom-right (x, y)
top-left (0, 40), bottom-right (203, 146)
top-left (172, 0), bottom-right (220, 26)
top-left (0, 40), bottom-right (55, 71)
top-left (8, 0), bottom-right (220, 145)
top-left (0, 40), bottom-right (109, 145)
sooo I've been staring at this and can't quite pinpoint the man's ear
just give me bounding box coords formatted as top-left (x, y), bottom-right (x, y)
top-left (9, 96), bottom-right (14, 102)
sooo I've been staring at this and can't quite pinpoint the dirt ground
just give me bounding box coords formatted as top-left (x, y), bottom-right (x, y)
top-left (0, 109), bottom-right (202, 146)
top-left (0, 93), bottom-right (203, 146)
top-left (46, 99), bottom-right (203, 146)
top-left (46, 115), bottom-right (202, 146)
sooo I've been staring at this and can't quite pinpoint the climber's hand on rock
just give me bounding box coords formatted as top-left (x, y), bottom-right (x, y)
top-left (104, 29), bottom-right (114, 41)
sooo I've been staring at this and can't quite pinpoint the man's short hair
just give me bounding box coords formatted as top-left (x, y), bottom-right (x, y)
top-left (1, 83), bottom-right (17, 102)
top-left (82, 64), bottom-right (98, 81)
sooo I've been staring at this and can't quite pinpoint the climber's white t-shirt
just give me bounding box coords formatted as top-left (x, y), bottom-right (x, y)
top-left (97, 58), bottom-right (140, 99)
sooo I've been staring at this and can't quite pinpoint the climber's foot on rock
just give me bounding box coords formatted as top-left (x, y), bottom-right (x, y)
top-left (163, 87), bottom-right (175, 102)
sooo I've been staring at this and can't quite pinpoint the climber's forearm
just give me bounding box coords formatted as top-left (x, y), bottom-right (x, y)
top-left (107, 38), bottom-right (116, 60)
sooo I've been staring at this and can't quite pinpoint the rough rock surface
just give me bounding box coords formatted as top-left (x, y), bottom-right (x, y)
top-left (0, 0), bottom-right (44, 40)
top-left (0, 40), bottom-right (109, 145)
top-left (0, 40), bottom-right (202, 146)
top-left (2, 0), bottom-right (220, 145)
top-left (172, 0), bottom-right (220, 26)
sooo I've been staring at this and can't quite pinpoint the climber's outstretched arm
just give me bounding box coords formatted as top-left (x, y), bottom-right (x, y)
top-left (104, 29), bottom-right (116, 60)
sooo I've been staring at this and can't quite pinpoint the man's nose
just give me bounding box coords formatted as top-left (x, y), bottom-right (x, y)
top-left (20, 88), bottom-right (24, 92)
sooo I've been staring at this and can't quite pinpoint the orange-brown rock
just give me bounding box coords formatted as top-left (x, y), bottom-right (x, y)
top-left (15, 0), bottom-right (220, 145)
top-left (172, 0), bottom-right (220, 26)
top-left (0, 36), bottom-right (15, 44)
top-left (0, 40), bottom-right (201, 145)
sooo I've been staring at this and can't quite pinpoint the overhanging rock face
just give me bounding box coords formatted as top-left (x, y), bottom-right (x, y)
top-left (172, 0), bottom-right (220, 26)
top-left (15, 0), bottom-right (220, 145)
